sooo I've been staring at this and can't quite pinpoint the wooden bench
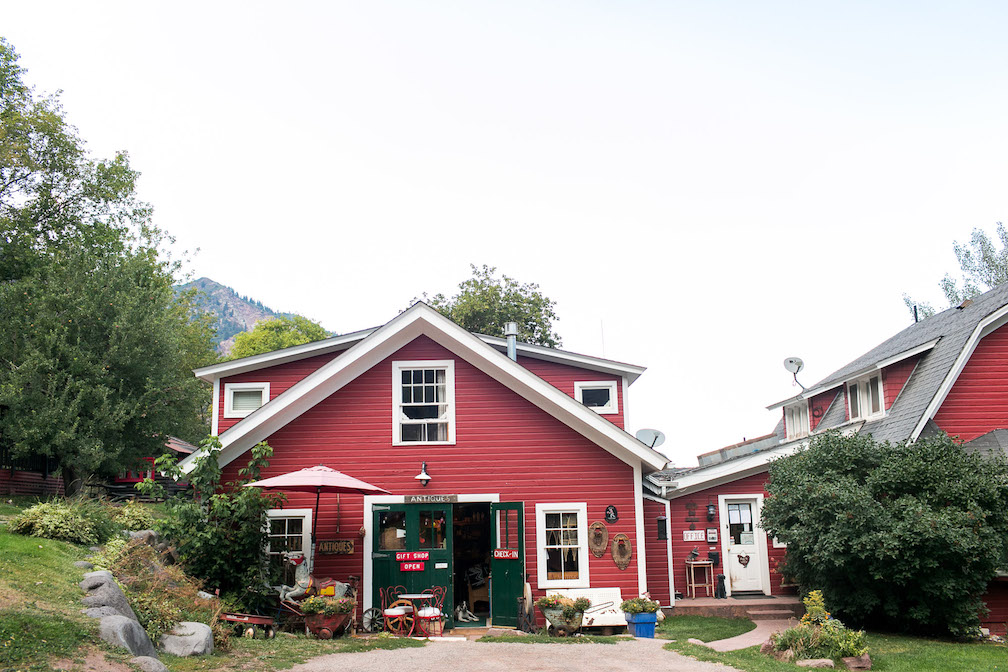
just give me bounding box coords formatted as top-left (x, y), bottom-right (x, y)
top-left (548, 587), bottom-right (627, 628)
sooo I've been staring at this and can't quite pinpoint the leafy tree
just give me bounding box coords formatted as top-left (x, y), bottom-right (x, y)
top-left (139, 437), bottom-right (284, 607)
top-left (0, 38), bottom-right (217, 490)
top-left (761, 432), bottom-right (1008, 636)
top-left (422, 264), bottom-right (562, 347)
top-left (903, 222), bottom-right (1008, 319)
top-left (227, 315), bottom-right (329, 360)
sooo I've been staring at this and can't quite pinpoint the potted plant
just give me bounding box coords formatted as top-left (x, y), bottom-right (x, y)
top-left (300, 595), bottom-right (356, 639)
top-left (620, 596), bottom-right (661, 638)
top-left (535, 595), bottom-right (591, 636)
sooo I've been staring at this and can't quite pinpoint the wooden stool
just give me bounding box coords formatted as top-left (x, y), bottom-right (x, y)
top-left (685, 560), bottom-right (714, 598)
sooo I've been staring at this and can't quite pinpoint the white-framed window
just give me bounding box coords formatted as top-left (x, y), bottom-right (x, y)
top-left (784, 402), bottom-right (810, 440)
top-left (535, 502), bottom-right (589, 589)
top-left (266, 508), bottom-right (312, 583)
top-left (847, 375), bottom-right (884, 421)
top-left (224, 382), bottom-right (270, 418)
top-left (392, 360), bottom-right (455, 445)
top-left (574, 381), bottom-right (619, 415)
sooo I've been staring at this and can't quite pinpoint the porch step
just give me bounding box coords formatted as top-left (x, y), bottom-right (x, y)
top-left (746, 609), bottom-right (796, 621)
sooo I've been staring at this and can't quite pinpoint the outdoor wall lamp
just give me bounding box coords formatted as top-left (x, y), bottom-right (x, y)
top-left (415, 461), bottom-right (431, 487)
top-left (706, 503), bottom-right (717, 521)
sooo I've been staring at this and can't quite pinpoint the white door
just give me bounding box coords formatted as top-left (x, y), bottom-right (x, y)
top-left (724, 500), bottom-right (761, 592)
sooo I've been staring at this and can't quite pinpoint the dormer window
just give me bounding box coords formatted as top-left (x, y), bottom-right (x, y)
top-left (574, 381), bottom-right (618, 415)
top-left (224, 382), bottom-right (270, 418)
top-left (785, 402), bottom-right (810, 440)
top-left (848, 375), bottom-right (884, 421)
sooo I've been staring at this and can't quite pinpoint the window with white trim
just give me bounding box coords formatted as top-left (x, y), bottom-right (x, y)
top-left (847, 375), bottom-right (884, 421)
top-left (393, 361), bottom-right (455, 445)
top-left (224, 382), bottom-right (270, 418)
top-left (785, 402), bottom-right (810, 440)
top-left (574, 381), bottom-right (618, 415)
top-left (535, 503), bottom-right (589, 588)
top-left (266, 508), bottom-right (312, 584)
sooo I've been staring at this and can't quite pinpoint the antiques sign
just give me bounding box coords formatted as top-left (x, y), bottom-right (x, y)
top-left (406, 494), bottom-right (458, 504)
top-left (396, 551), bottom-right (430, 561)
top-left (493, 548), bottom-right (519, 560)
top-left (317, 539), bottom-right (355, 555)
top-left (682, 530), bottom-right (706, 542)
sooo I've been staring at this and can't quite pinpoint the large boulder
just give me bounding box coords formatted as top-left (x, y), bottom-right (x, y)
top-left (79, 570), bottom-right (115, 591)
top-left (74, 560), bottom-right (94, 570)
top-left (82, 606), bottom-right (126, 619)
top-left (131, 656), bottom-right (168, 672)
top-left (81, 581), bottom-right (137, 621)
top-left (99, 615), bottom-right (156, 657)
top-left (159, 621), bottom-right (213, 657)
top-left (842, 654), bottom-right (872, 670)
top-left (129, 529), bottom-right (159, 546)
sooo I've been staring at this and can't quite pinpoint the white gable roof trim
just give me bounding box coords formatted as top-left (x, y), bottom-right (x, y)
top-left (180, 303), bottom-right (666, 475)
top-left (766, 338), bottom-right (941, 412)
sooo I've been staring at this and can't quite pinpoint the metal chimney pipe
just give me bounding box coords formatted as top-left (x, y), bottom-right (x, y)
top-left (504, 322), bottom-right (518, 361)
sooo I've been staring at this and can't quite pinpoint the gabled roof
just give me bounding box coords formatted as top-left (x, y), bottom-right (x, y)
top-left (194, 324), bottom-right (646, 384)
top-left (180, 303), bottom-right (666, 474)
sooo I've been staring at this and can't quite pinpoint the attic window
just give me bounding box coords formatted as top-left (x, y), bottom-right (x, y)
top-left (574, 381), bottom-right (618, 415)
top-left (848, 375), bottom-right (884, 421)
top-left (224, 382), bottom-right (270, 418)
top-left (785, 402), bottom-right (809, 440)
top-left (393, 360), bottom-right (456, 445)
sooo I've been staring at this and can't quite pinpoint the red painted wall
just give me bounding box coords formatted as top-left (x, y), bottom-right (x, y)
top-left (934, 323), bottom-right (1008, 442)
top-left (0, 470), bottom-right (64, 496)
top-left (808, 390), bottom-right (839, 433)
top-left (219, 336), bottom-right (643, 611)
top-left (643, 497), bottom-right (671, 606)
top-left (668, 472), bottom-right (791, 596)
top-left (518, 357), bottom-right (625, 430)
top-left (883, 357), bottom-right (918, 411)
top-left (983, 578), bottom-right (1008, 635)
top-left (218, 352), bottom-right (340, 434)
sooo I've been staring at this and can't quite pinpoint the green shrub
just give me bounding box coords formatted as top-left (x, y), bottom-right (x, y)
top-left (621, 596), bottom-right (661, 614)
top-left (90, 536), bottom-right (128, 569)
top-left (8, 498), bottom-right (116, 545)
top-left (762, 432), bottom-right (1008, 636)
top-left (111, 500), bottom-right (156, 531)
top-left (771, 590), bottom-right (868, 660)
top-left (300, 595), bottom-right (356, 615)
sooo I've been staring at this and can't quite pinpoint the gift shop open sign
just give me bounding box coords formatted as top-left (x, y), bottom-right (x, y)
top-left (397, 551), bottom-right (429, 572)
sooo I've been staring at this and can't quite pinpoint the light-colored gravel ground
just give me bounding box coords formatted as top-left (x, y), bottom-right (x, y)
top-left (291, 638), bottom-right (741, 672)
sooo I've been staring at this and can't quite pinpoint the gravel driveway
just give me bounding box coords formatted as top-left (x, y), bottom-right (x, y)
top-left (291, 638), bottom-right (741, 672)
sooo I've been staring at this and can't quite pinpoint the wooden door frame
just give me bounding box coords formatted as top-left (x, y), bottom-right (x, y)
top-left (717, 494), bottom-right (771, 596)
top-left (362, 493), bottom-right (500, 612)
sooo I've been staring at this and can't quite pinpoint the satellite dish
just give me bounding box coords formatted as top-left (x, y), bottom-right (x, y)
top-left (783, 357), bottom-right (804, 374)
top-left (636, 428), bottom-right (666, 449)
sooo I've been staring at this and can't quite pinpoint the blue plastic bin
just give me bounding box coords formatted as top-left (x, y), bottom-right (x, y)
top-left (624, 611), bottom-right (657, 638)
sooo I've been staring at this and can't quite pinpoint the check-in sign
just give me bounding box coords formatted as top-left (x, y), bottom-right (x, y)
top-left (493, 548), bottom-right (519, 560)
top-left (400, 562), bottom-right (425, 572)
top-left (396, 551), bottom-right (430, 561)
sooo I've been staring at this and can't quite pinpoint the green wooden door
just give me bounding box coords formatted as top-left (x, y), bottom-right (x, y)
top-left (372, 503), bottom-right (454, 628)
top-left (490, 502), bottom-right (525, 628)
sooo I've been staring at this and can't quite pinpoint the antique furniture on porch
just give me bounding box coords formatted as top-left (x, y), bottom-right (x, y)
top-left (685, 559), bottom-right (715, 598)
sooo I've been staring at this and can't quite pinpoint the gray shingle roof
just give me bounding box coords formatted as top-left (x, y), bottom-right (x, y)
top-left (812, 282), bottom-right (1008, 442)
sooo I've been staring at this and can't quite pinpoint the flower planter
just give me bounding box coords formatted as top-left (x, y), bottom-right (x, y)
top-left (624, 611), bottom-right (657, 638)
top-left (540, 607), bottom-right (584, 637)
top-left (305, 612), bottom-right (352, 639)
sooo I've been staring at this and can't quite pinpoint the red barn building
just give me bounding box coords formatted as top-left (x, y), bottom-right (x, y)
top-left (644, 284), bottom-right (1008, 634)
top-left (179, 303), bottom-right (666, 629)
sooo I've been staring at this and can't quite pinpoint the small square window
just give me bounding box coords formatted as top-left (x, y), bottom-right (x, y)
top-left (224, 382), bottom-right (270, 418)
top-left (392, 361), bottom-right (455, 445)
top-left (574, 381), bottom-right (619, 415)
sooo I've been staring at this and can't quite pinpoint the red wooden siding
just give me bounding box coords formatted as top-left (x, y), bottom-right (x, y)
top-left (983, 578), bottom-right (1008, 635)
top-left (934, 323), bottom-right (1008, 442)
top-left (882, 357), bottom-right (918, 411)
top-left (219, 336), bottom-right (643, 609)
top-left (643, 497), bottom-right (671, 606)
top-left (517, 357), bottom-right (625, 430)
top-left (668, 472), bottom-right (791, 596)
top-left (0, 470), bottom-right (64, 496)
top-left (808, 390), bottom-right (839, 433)
top-left (218, 352), bottom-right (339, 434)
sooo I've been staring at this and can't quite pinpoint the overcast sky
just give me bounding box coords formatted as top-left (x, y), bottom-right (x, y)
top-left (6, 2), bottom-right (1007, 465)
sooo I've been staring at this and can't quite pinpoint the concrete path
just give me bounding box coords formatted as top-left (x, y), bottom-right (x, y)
top-left (704, 618), bottom-right (794, 652)
top-left (292, 637), bottom-right (744, 672)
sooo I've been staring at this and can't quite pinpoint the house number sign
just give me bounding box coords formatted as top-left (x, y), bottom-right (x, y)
top-left (396, 551), bottom-right (430, 561)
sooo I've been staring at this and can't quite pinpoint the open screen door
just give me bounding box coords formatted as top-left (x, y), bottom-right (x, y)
top-left (490, 502), bottom-right (524, 628)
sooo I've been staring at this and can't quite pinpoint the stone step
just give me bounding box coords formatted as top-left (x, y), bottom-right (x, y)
top-left (746, 609), bottom-right (796, 621)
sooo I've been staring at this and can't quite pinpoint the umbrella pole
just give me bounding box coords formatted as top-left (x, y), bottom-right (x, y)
top-left (311, 487), bottom-right (320, 574)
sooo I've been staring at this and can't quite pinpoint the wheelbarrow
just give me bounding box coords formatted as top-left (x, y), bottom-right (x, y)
top-left (219, 611), bottom-right (276, 639)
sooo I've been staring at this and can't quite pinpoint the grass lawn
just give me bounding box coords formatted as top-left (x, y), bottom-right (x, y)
top-left (661, 616), bottom-right (1007, 672)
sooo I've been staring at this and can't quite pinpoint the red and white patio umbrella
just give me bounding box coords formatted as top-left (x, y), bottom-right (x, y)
top-left (244, 465), bottom-right (389, 570)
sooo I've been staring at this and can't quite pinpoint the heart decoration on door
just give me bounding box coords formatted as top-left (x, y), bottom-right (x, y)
top-left (738, 553), bottom-right (750, 568)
